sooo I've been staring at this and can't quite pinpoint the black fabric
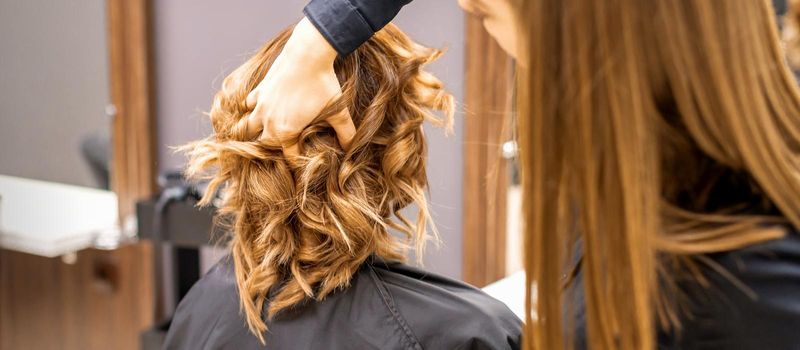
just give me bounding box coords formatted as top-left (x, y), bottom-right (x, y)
top-left (569, 226), bottom-right (800, 349)
top-left (303, 0), bottom-right (412, 56)
top-left (164, 256), bottom-right (522, 349)
top-left (660, 227), bottom-right (800, 349)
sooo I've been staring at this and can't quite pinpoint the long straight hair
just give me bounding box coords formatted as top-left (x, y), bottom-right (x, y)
top-left (517, 1), bottom-right (800, 348)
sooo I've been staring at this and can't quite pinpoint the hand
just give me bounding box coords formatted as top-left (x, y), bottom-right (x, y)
top-left (244, 17), bottom-right (356, 157)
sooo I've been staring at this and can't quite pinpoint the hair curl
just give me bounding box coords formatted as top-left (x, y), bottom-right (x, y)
top-left (181, 24), bottom-right (454, 342)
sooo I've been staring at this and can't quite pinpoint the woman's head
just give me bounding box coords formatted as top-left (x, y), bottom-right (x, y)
top-left (458, 0), bottom-right (521, 58)
top-left (182, 24), bottom-right (453, 341)
top-left (513, 1), bottom-right (800, 349)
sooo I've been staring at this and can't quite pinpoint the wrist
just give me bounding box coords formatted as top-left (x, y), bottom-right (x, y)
top-left (283, 17), bottom-right (337, 69)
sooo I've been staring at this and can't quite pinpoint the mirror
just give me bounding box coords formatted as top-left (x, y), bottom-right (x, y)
top-left (0, 0), bottom-right (112, 190)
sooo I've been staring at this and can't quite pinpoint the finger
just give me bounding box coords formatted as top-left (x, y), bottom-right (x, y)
top-left (232, 113), bottom-right (259, 140)
top-left (258, 119), bottom-right (296, 147)
top-left (245, 113), bottom-right (263, 139)
top-left (282, 142), bottom-right (300, 158)
top-left (245, 90), bottom-right (258, 110)
top-left (240, 104), bottom-right (268, 140)
top-left (326, 108), bottom-right (356, 150)
top-left (259, 122), bottom-right (299, 158)
top-left (240, 90), bottom-right (262, 139)
top-left (257, 119), bottom-right (277, 145)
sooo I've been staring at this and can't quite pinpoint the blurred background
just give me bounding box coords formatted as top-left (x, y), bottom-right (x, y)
top-left (0, 0), bottom-right (522, 349)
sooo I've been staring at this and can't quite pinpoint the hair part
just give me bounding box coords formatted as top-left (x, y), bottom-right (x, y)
top-left (181, 24), bottom-right (454, 342)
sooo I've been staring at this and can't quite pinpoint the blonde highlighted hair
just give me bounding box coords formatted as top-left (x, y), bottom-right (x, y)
top-left (181, 24), bottom-right (453, 341)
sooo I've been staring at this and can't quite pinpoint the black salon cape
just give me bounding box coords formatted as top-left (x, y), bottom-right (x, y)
top-left (163, 256), bottom-right (522, 349)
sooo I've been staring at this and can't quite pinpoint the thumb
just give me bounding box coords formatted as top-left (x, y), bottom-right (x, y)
top-left (326, 108), bottom-right (356, 151)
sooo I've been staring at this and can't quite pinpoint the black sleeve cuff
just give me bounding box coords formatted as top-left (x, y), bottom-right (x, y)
top-left (303, 0), bottom-right (374, 56)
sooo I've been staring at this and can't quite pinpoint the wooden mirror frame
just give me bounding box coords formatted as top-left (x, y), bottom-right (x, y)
top-left (108, 0), bottom-right (157, 217)
top-left (462, 16), bottom-right (514, 287)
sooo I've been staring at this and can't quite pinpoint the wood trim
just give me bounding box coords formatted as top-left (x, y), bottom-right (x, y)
top-left (462, 16), bottom-right (514, 287)
top-left (108, 0), bottom-right (156, 218)
top-left (106, 0), bottom-right (158, 343)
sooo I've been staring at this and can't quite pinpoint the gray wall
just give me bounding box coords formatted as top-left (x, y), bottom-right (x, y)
top-left (0, 0), bottom-right (110, 188)
top-left (153, 1), bottom-right (464, 279)
top-left (394, 2), bottom-right (464, 279)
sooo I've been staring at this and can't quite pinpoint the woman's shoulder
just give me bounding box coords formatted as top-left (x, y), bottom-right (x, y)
top-left (368, 258), bottom-right (522, 349)
top-left (164, 255), bottom-right (522, 349)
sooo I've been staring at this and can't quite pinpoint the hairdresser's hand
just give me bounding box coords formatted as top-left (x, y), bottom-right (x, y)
top-left (245, 17), bottom-right (355, 157)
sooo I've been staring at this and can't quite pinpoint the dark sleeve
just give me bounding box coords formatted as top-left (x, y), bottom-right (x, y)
top-left (303, 0), bottom-right (412, 56)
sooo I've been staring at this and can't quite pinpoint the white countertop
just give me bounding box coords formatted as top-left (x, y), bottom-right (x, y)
top-left (483, 270), bottom-right (528, 321)
top-left (0, 175), bottom-right (119, 257)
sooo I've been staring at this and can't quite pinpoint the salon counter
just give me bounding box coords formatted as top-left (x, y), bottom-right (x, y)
top-left (0, 174), bottom-right (120, 257)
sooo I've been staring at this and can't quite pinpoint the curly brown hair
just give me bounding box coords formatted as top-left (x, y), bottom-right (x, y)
top-left (180, 23), bottom-right (454, 342)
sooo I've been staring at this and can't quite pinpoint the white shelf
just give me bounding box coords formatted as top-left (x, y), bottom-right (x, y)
top-left (0, 175), bottom-right (119, 257)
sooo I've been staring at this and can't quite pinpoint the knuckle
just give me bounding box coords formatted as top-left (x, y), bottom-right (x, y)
top-left (272, 122), bottom-right (297, 138)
